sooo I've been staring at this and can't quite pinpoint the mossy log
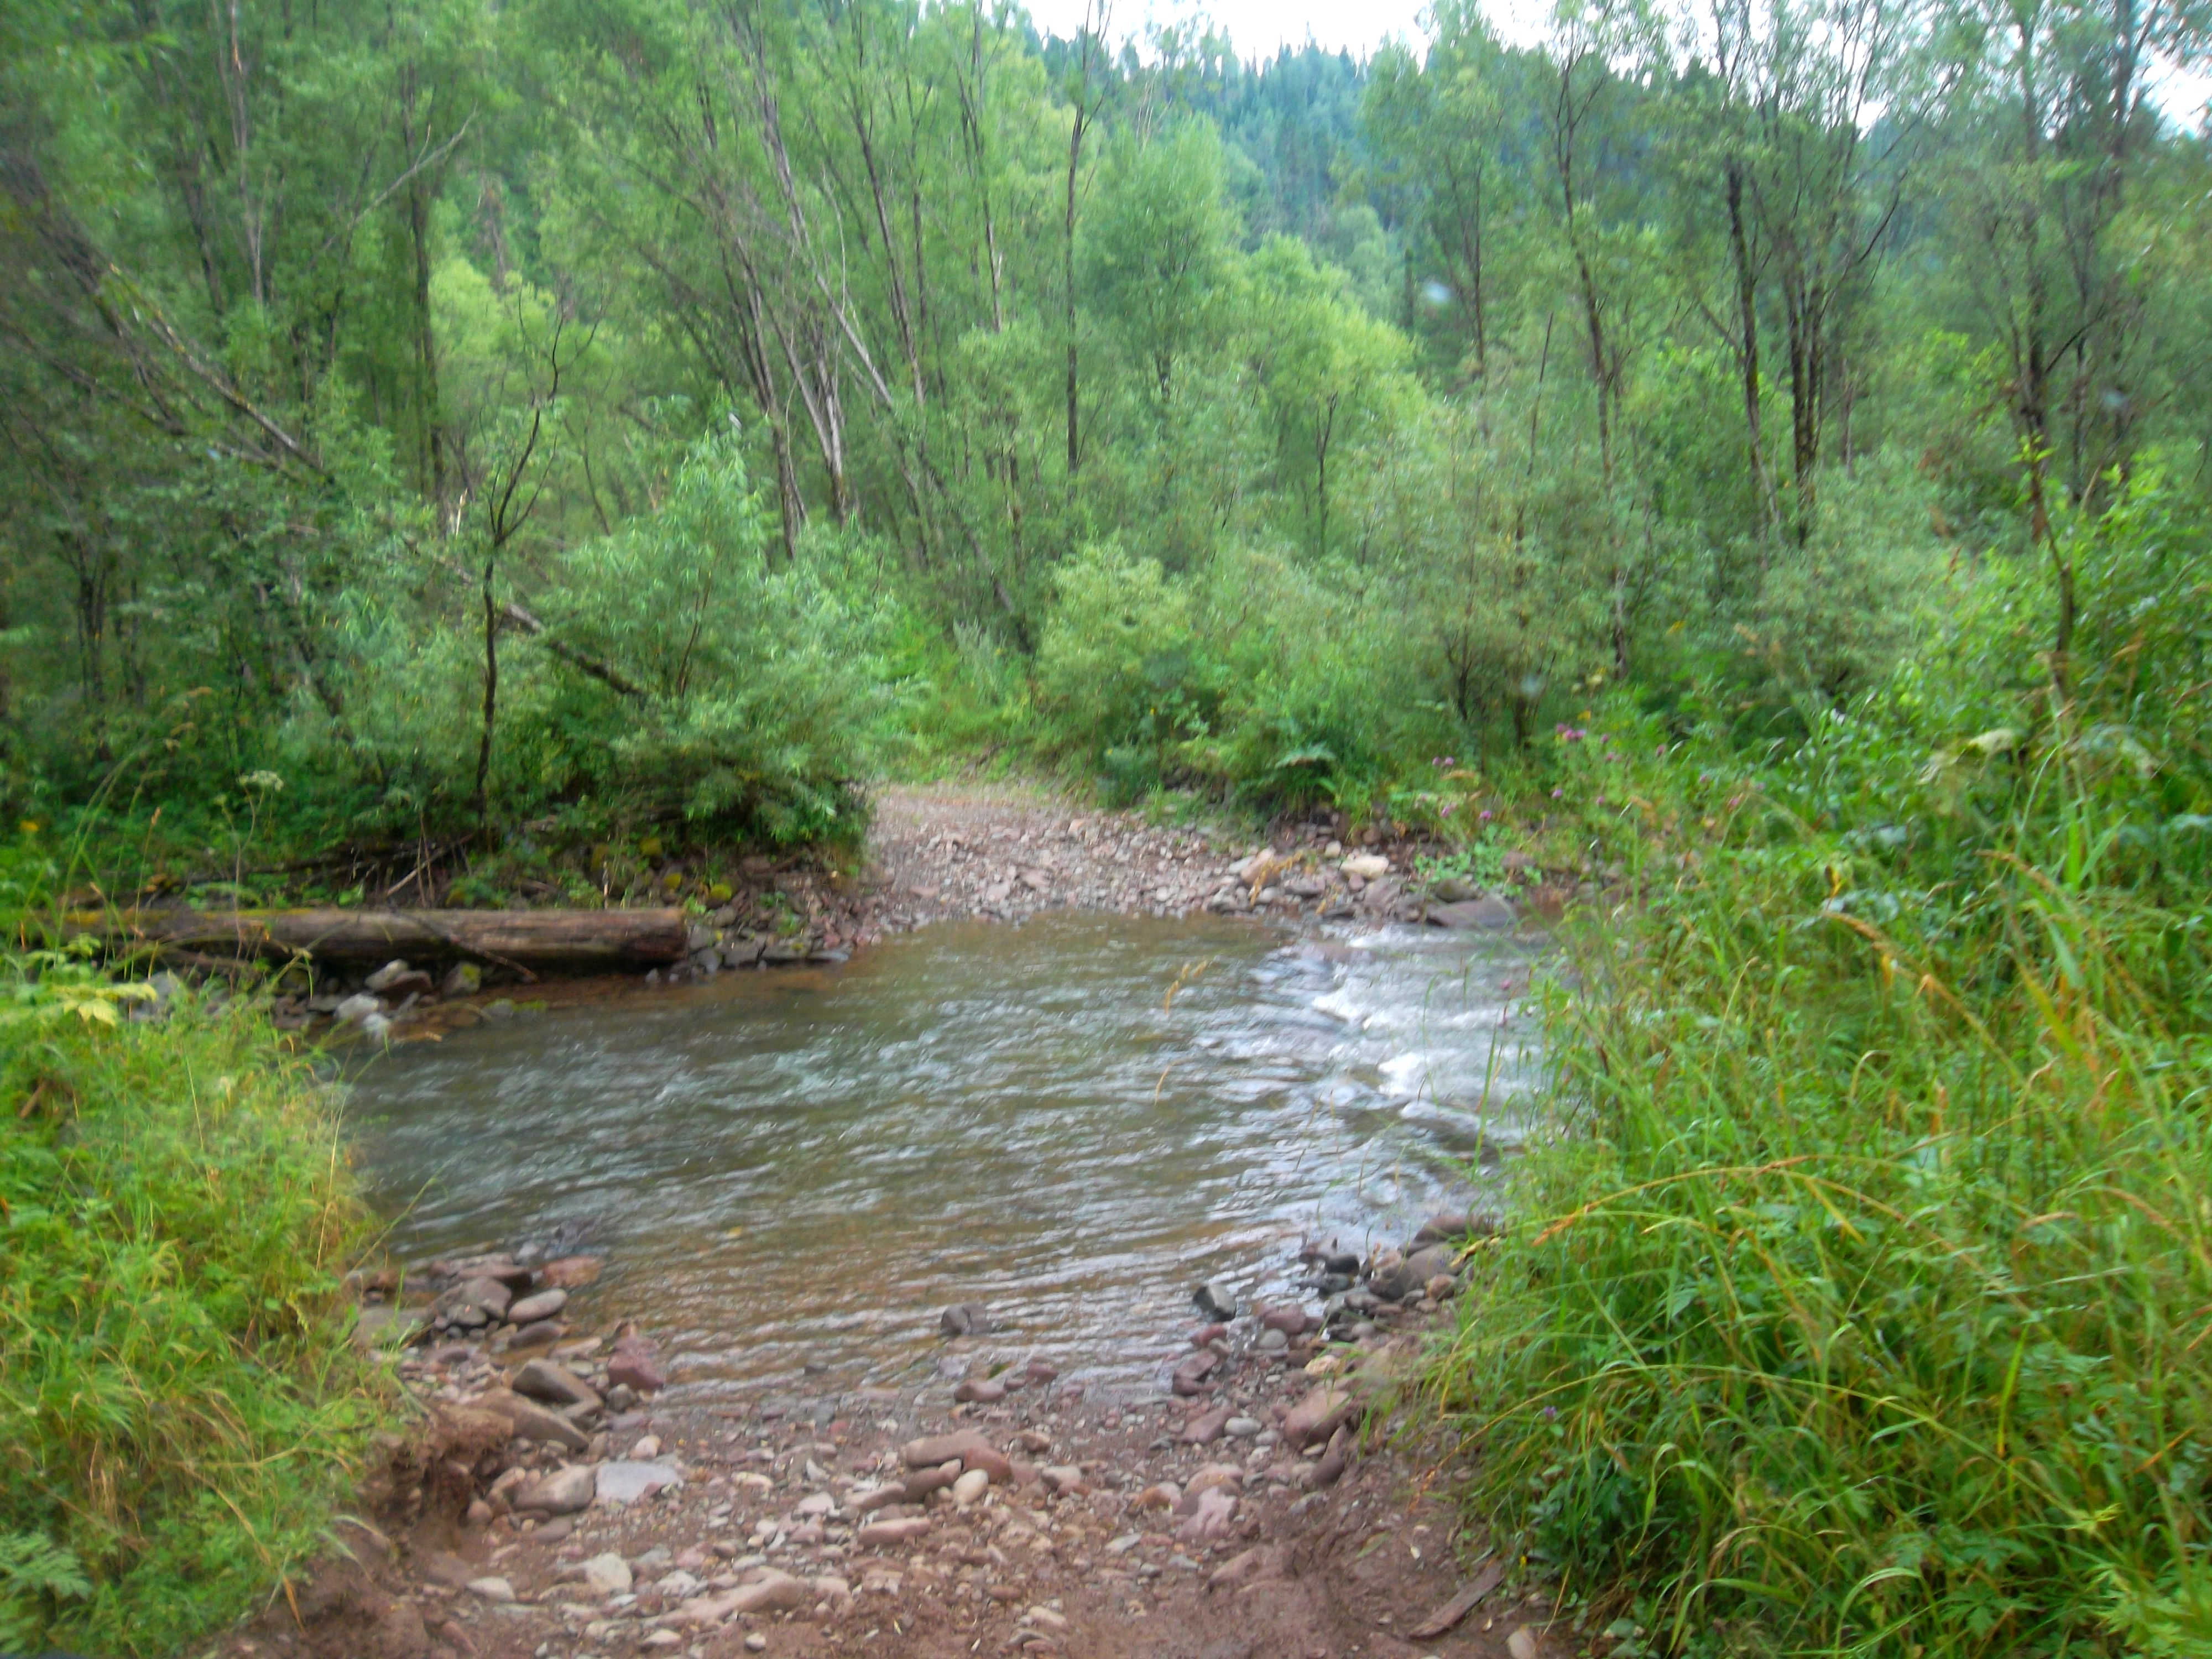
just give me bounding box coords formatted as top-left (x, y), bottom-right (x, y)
top-left (70, 907), bottom-right (690, 973)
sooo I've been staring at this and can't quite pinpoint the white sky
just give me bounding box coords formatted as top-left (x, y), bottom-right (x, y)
top-left (1021, 0), bottom-right (1554, 59)
top-left (1019, 0), bottom-right (2210, 126)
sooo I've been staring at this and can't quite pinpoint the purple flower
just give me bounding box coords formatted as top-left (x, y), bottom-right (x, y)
top-left (1432, 755), bottom-right (1457, 769)
top-left (1479, 809), bottom-right (1493, 822)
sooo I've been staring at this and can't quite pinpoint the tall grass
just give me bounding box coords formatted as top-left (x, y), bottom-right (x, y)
top-left (0, 935), bottom-right (390, 1653)
top-left (1428, 493), bottom-right (2212, 1655)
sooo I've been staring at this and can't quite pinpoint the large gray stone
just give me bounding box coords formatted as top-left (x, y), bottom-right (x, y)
top-left (510, 1463), bottom-right (597, 1515)
top-left (1430, 895), bottom-right (1516, 930)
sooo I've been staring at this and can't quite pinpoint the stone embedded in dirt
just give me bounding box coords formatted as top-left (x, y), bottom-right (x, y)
top-left (1410, 1211), bottom-right (1478, 1247)
top-left (1176, 1485), bottom-right (1238, 1543)
top-left (1509, 1625), bottom-right (1543, 1659)
top-left (953, 1376), bottom-right (1006, 1404)
top-left (1410, 1561), bottom-right (1507, 1638)
top-left (1171, 1349), bottom-right (1221, 1396)
top-left (1224, 1416), bottom-right (1262, 1438)
top-left (1134, 1481), bottom-right (1181, 1511)
top-left (1188, 1322), bottom-right (1229, 1348)
top-left (951, 1468), bottom-right (992, 1504)
top-left (1208, 1545), bottom-right (1284, 1592)
top-left (453, 1276), bottom-right (512, 1319)
top-left (512, 1357), bottom-right (599, 1411)
top-left (1177, 1405), bottom-right (1233, 1445)
top-left (1039, 1464), bottom-right (1086, 1495)
top-left (1025, 1358), bottom-right (1058, 1384)
top-left (596, 1459), bottom-right (684, 1506)
top-left (1259, 1305), bottom-right (1312, 1337)
top-left (1192, 1280), bottom-right (1238, 1321)
top-left (1256, 1327), bottom-right (1290, 1354)
top-left (536, 1254), bottom-right (603, 1288)
top-left (1015, 1428), bottom-right (1052, 1453)
top-left (580, 1551), bottom-right (633, 1595)
top-left (901, 1428), bottom-right (1010, 1480)
top-left (903, 1460), bottom-right (962, 1501)
top-left (939, 1301), bottom-right (993, 1337)
top-left (853, 1481), bottom-right (905, 1512)
top-left (1184, 1463), bottom-right (1246, 1500)
top-left (476, 1388), bottom-right (589, 1452)
top-left (465, 1574), bottom-right (515, 1601)
top-left (507, 1318), bottom-right (565, 1349)
top-left (1282, 1384), bottom-right (1356, 1449)
top-left (857, 1515), bottom-right (932, 1547)
top-left (421, 1552), bottom-right (476, 1589)
top-left (1341, 853), bottom-right (1391, 879)
top-left (1374, 1245), bottom-right (1455, 1302)
top-left (365, 960), bottom-right (414, 993)
top-left (512, 1463), bottom-right (597, 1515)
top-left (506, 1287), bottom-right (567, 1324)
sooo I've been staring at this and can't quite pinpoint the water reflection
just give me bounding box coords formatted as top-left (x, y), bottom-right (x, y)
top-left (348, 912), bottom-right (1541, 1401)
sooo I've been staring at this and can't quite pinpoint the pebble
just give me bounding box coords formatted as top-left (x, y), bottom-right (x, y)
top-left (465, 1575), bottom-right (515, 1602)
top-left (580, 1552), bottom-right (632, 1595)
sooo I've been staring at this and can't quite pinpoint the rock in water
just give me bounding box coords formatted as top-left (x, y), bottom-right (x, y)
top-left (1429, 895), bottom-right (1517, 929)
top-left (1191, 1280), bottom-right (1238, 1321)
top-left (939, 1302), bottom-right (992, 1337)
top-left (607, 1336), bottom-right (666, 1393)
top-left (538, 1254), bottom-right (603, 1288)
top-left (506, 1287), bottom-right (568, 1324)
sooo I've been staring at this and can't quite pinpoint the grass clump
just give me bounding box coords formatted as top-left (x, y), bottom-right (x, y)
top-left (0, 935), bottom-right (389, 1653)
top-left (1429, 494), bottom-right (2212, 1655)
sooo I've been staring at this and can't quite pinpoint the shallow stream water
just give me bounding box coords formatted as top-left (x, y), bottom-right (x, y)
top-left (348, 913), bottom-right (1542, 1405)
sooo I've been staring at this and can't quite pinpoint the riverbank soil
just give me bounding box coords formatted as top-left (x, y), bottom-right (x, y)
top-left (203, 785), bottom-right (1553, 1659)
top-left (213, 1290), bottom-right (1554, 1659)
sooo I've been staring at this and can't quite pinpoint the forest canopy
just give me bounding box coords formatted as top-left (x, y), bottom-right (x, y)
top-left (1, 0), bottom-right (2206, 859)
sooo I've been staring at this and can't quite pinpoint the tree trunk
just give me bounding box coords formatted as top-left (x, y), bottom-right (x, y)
top-left (73, 907), bottom-right (692, 971)
top-left (1725, 160), bottom-right (1774, 532)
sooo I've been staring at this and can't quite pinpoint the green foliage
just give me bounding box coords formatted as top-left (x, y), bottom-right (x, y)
top-left (0, 950), bottom-right (388, 1654)
top-left (1425, 479), bottom-right (2212, 1653)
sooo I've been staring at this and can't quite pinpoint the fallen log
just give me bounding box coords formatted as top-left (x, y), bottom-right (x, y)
top-left (68, 907), bottom-right (690, 974)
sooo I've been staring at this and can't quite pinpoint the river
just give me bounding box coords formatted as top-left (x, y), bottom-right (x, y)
top-left (347, 912), bottom-right (1541, 1405)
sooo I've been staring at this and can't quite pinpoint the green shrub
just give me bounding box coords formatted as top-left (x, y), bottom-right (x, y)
top-left (0, 946), bottom-right (387, 1654)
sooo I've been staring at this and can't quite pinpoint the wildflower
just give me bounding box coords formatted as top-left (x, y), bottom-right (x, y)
top-left (1432, 755), bottom-right (1457, 769)
top-left (1478, 809), bottom-right (1493, 823)
top-left (1551, 788), bottom-right (1564, 799)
